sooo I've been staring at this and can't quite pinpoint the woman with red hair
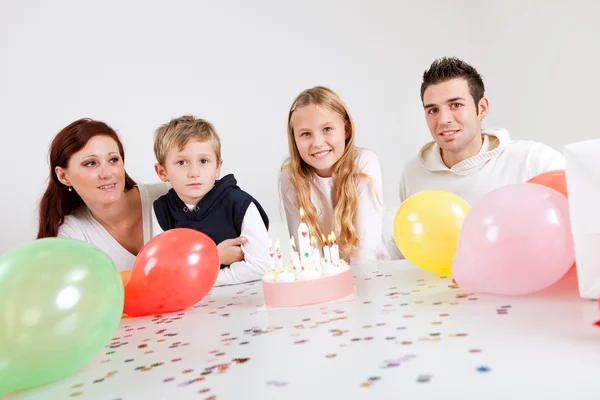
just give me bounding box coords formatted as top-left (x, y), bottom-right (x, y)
top-left (37, 118), bottom-right (168, 271)
top-left (38, 118), bottom-right (247, 271)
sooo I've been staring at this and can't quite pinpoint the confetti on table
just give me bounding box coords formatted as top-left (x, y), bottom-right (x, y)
top-left (294, 339), bottom-right (309, 344)
top-left (326, 353), bottom-right (337, 358)
top-left (476, 366), bottom-right (491, 373)
top-left (470, 349), bottom-right (482, 353)
top-left (417, 374), bottom-right (432, 383)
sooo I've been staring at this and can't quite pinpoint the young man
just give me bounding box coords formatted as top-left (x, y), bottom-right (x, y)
top-left (399, 57), bottom-right (565, 205)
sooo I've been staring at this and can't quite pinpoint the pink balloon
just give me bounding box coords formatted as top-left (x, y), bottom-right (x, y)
top-left (452, 183), bottom-right (574, 295)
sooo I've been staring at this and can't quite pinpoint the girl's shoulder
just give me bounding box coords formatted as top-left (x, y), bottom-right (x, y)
top-left (354, 147), bottom-right (381, 171)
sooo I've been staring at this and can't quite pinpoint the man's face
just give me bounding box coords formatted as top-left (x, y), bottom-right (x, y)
top-left (423, 78), bottom-right (487, 154)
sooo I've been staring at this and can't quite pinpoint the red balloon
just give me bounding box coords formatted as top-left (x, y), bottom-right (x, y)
top-left (527, 170), bottom-right (568, 198)
top-left (124, 228), bottom-right (220, 317)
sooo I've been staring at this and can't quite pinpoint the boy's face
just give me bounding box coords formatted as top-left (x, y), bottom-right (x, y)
top-left (155, 139), bottom-right (222, 205)
top-left (422, 78), bottom-right (488, 155)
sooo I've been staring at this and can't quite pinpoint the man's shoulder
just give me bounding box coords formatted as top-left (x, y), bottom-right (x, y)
top-left (502, 139), bottom-right (562, 158)
top-left (401, 154), bottom-right (427, 178)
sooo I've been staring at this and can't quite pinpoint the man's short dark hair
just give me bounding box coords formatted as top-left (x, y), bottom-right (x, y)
top-left (420, 57), bottom-right (485, 110)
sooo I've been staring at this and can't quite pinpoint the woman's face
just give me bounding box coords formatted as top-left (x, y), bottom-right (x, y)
top-left (55, 135), bottom-right (127, 208)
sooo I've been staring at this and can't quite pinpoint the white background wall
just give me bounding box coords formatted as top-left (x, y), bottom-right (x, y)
top-left (1, 0), bottom-right (598, 255)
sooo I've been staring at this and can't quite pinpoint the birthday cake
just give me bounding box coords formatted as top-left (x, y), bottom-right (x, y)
top-left (262, 214), bottom-right (355, 307)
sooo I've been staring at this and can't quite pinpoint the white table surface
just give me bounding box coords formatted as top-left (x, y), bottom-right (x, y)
top-left (6, 260), bottom-right (600, 400)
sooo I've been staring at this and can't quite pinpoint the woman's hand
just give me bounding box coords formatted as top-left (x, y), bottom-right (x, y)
top-left (217, 237), bottom-right (247, 265)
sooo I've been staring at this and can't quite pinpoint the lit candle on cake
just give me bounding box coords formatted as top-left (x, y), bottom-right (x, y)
top-left (321, 233), bottom-right (331, 264)
top-left (274, 239), bottom-right (284, 271)
top-left (268, 238), bottom-right (275, 270)
top-left (329, 232), bottom-right (340, 267)
top-left (297, 207), bottom-right (312, 267)
top-left (310, 235), bottom-right (321, 273)
top-left (290, 236), bottom-right (302, 272)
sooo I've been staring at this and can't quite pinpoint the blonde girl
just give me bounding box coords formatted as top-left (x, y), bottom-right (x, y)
top-left (279, 86), bottom-right (389, 264)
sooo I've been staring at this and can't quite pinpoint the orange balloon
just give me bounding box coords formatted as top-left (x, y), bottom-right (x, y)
top-left (527, 170), bottom-right (568, 198)
top-left (123, 228), bottom-right (220, 317)
top-left (120, 270), bottom-right (131, 286)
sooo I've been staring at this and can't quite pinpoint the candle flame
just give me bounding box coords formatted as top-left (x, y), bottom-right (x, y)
top-left (321, 233), bottom-right (327, 243)
top-left (290, 236), bottom-right (297, 251)
top-left (329, 232), bottom-right (337, 244)
top-left (310, 236), bottom-right (317, 247)
top-left (299, 207), bottom-right (305, 220)
top-left (275, 238), bottom-right (281, 252)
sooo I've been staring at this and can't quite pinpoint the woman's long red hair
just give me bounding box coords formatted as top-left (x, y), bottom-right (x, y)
top-left (37, 118), bottom-right (136, 238)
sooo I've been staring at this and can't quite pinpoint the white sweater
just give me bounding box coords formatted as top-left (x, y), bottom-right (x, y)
top-left (280, 147), bottom-right (390, 265)
top-left (151, 203), bottom-right (271, 287)
top-left (58, 183), bottom-right (170, 271)
top-left (399, 128), bottom-right (566, 206)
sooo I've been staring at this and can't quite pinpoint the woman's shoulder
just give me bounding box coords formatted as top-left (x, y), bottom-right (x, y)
top-left (58, 207), bottom-right (91, 239)
top-left (137, 182), bottom-right (171, 204)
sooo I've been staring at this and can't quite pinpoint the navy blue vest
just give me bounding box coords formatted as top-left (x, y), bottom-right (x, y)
top-left (153, 174), bottom-right (269, 269)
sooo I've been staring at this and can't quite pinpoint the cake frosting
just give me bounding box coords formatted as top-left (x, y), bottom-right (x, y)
top-left (262, 259), bottom-right (350, 283)
top-left (262, 216), bottom-right (354, 307)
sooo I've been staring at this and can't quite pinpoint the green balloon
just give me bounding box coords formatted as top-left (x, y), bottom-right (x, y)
top-left (0, 238), bottom-right (124, 396)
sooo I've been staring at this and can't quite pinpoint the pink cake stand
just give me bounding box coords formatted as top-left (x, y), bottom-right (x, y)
top-left (262, 268), bottom-right (354, 307)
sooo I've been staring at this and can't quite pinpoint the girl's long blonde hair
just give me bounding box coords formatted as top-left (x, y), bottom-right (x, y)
top-left (282, 86), bottom-right (373, 260)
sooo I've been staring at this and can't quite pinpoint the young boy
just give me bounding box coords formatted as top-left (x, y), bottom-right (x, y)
top-left (151, 115), bottom-right (271, 286)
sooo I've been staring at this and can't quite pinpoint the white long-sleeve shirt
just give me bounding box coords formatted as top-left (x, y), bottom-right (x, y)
top-left (58, 183), bottom-right (170, 271)
top-left (152, 203), bottom-right (271, 287)
top-left (399, 128), bottom-right (566, 205)
top-left (279, 147), bottom-right (390, 265)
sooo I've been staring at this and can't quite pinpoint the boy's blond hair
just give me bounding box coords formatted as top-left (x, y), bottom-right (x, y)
top-left (154, 115), bottom-right (222, 165)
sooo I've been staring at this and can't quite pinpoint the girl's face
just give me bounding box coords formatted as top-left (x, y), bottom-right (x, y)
top-left (55, 135), bottom-right (127, 208)
top-left (290, 104), bottom-right (348, 178)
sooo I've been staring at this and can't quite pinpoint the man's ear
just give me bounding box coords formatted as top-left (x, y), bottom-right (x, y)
top-left (55, 166), bottom-right (71, 187)
top-left (154, 163), bottom-right (169, 182)
top-left (478, 97), bottom-right (489, 120)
